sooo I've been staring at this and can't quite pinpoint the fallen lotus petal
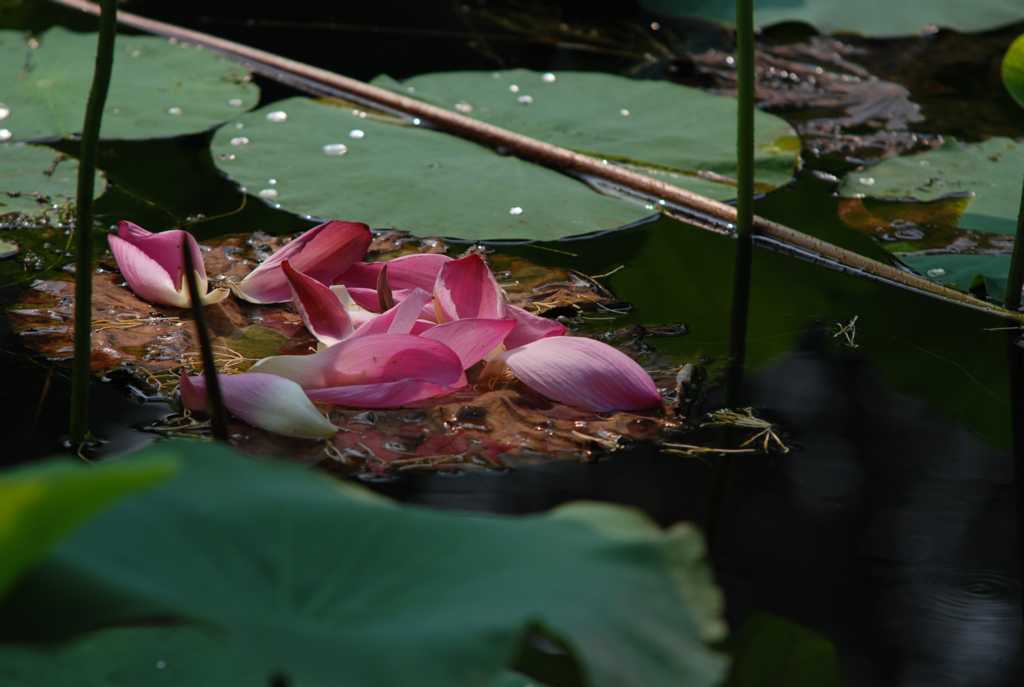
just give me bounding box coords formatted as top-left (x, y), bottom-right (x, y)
top-left (349, 288), bottom-right (433, 338)
top-left (306, 378), bottom-right (461, 408)
top-left (433, 253), bottom-right (505, 322)
top-left (420, 318), bottom-right (516, 369)
top-left (108, 221), bottom-right (229, 308)
top-left (250, 333), bottom-right (465, 390)
top-left (236, 220), bottom-right (371, 304)
top-left (283, 260), bottom-right (353, 347)
top-left (179, 371), bottom-right (339, 439)
top-left (334, 253), bottom-right (452, 291)
top-left (499, 336), bottom-right (662, 412)
top-left (346, 286), bottom-right (437, 321)
top-left (504, 304), bottom-right (567, 349)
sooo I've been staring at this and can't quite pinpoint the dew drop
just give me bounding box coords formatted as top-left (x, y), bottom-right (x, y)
top-left (155, 660), bottom-right (167, 670)
top-left (509, 206), bottom-right (523, 216)
top-left (0, 129), bottom-right (12, 142)
top-left (217, 153), bottom-right (236, 161)
top-left (267, 178), bottom-right (278, 186)
top-left (129, 48), bottom-right (142, 58)
top-left (412, 118), bottom-right (422, 126)
top-left (650, 21), bottom-right (661, 30)
top-left (258, 188), bottom-right (279, 200)
top-left (517, 94), bottom-right (534, 105)
top-left (454, 101), bottom-right (474, 113)
top-left (926, 268), bottom-right (946, 278)
top-left (725, 55), bottom-right (736, 66)
top-left (509, 84), bottom-right (520, 93)
top-left (658, 199), bottom-right (667, 206)
top-left (858, 177), bottom-right (876, 186)
top-left (167, 106), bottom-right (183, 116)
top-left (542, 72), bottom-right (557, 83)
top-left (619, 108), bottom-right (631, 117)
top-left (644, 203), bottom-right (655, 210)
top-left (229, 136), bottom-right (250, 146)
top-left (322, 143), bottom-right (349, 156)
top-left (349, 129), bottom-right (365, 139)
top-left (27, 37), bottom-right (39, 49)
top-left (234, 122), bottom-right (245, 129)
top-left (266, 110), bottom-right (288, 123)
top-left (227, 98), bottom-right (244, 107)
top-left (0, 105), bottom-right (9, 121)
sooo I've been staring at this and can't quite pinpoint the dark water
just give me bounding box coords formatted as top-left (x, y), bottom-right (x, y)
top-left (2, 1), bottom-right (1024, 684)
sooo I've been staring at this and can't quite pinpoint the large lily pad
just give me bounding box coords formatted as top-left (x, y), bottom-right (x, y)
top-left (375, 70), bottom-right (799, 198)
top-left (211, 97), bottom-right (653, 240)
top-left (0, 441), bottom-right (728, 686)
top-left (900, 253), bottom-right (1012, 302)
top-left (839, 138), bottom-right (1024, 236)
top-left (0, 144), bottom-right (105, 221)
top-left (640, 0), bottom-right (1024, 37)
top-left (0, 455), bottom-right (176, 599)
top-left (1004, 33), bottom-right (1024, 109)
top-left (0, 28), bottom-right (257, 142)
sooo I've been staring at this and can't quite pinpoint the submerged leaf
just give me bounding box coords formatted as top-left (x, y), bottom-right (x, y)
top-left (0, 144), bottom-right (105, 222)
top-left (0, 28), bottom-right (258, 142)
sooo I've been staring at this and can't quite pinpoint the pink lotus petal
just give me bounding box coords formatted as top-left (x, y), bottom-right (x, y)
top-left (306, 378), bottom-right (461, 408)
top-left (500, 337), bottom-right (662, 412)
top-left (250, 333), bottom-right (464, 389)
top-left (433, 253), bottom-right (504, 322)
top-left (108, 235), bottom-right (186, 307)
top-left (109, 223), bottom-right (227, 308)
top-left (179, 372), bottom-right (339, 439)
top-left (283, 260), bottom-right (353, 347)
top-left (335, 253), bottom-right (453, 291)
top-left (349, 288), bottom-right (433, 338)
top-left (328, 286), bottom-right (377, 327)
top-left (420, 318), bottom-right (515, 369)
top-left (503, 304), bottom-right (567, 349)
top-left (237, 221), bottom-right (371, 304)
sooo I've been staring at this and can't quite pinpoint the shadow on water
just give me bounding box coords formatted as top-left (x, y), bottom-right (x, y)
top-left (2, 0), bottom-right (1023, 684)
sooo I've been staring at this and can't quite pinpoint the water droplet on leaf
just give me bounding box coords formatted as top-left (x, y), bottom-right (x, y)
top-left (0, 129), bottom-right (12, 142)
top-left (542, 72), bottom-right (557, 83)
top-left (266, 110), bottom-right (288, 123)
top-left (230, 136), bottom-right (250, 146)
top-left (322, 143), bottom-right (348, 156)
top-left (167, 106), bottom-right (182, 116)
top-left (454, 101), bottom-right (474, 113)
top-left (258, 188), bottom-right (279, 200)
top-left (620, 108), bottom-right (631, 117)
top-left (0, 104), bottom-right (10, 121)
top-left (509, 206), bottom-right (523, 215)
top-left (517, 95), bottom-right (533, 105)
top-left (349, 129), bottom-right (365, 139)
top-left (227, 98), bottom-right (244, 107)
top-left (509, 84), bottom-right (520, 93)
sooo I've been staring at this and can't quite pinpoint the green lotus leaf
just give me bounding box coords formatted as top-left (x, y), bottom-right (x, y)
top-left (640, 0), bottom-right (1024, 37)
top-left (0, 143), bottom-right (104, 221)
top-left (0, 441), bottom-right (727, 687)
top-left (0, 27), bottom-right (258, 142)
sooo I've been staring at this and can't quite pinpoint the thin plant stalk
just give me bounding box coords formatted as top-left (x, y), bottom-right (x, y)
top-left (726, 0), bottom-right (755, 407)
top-left (181, 243), bottom-right (229, 441)
top-left (709, 0), bottom-right (755, 549)
top-left (69, 0), bottom-right (118, 445)
top-left (1004, 179), bottom-right (1024, 311)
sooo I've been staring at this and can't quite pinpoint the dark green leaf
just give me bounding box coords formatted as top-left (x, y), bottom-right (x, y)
top-left (727, 614), bottom-right (842, 687)
top-left (0, 28), bottom-right (258, 142)
top-left (640, 0), bottom-right (1024, 37)
top-left (0, 441), bottom-right (727, 687)
top-left (0, 144), bottom-right (105, 221)
top-left (0, 454), bottom-right (176, 598)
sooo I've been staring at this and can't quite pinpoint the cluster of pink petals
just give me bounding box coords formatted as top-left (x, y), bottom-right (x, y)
top-left (108, 219), bottom-right (662, 439)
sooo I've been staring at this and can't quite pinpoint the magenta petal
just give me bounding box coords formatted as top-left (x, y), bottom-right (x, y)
top-left (116, 221), bottom-right (205, 292)
top-left (283, 260), bottom-right (353, 346)
top-left (500, 337), bottom-right (662, 412)
top-left (108, 234), bottom-right (187, 307)
top-left (250, 333), bottom-right (465, 389)
top-left (420, 318), bottom-right (515, 369)
top-left (349, 288), bottom-right (433, 338)
top-left (180, 372), bottom-right (338, 439)
top-left (503, 304), bottom-right (567, 349)
top-left (306, 378), bottom-right (461, 408)
top-left (433, 253), bottom-right (504, 322)
top-left (335, 253), bottom-right (453, 291)
top-left (237, 220), bottom-right (371, 304)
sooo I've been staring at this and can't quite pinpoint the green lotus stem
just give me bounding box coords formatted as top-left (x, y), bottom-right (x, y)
top-left (181, 243), bottom-right (229, 441)
top-left (726, 0), bottom-right (755, 406)
top-left (710, 0), bottom-right (755, 550)
top-left (69, 0), bottom-right (117, 445)
top-left (1005, 179), bottom-right (1024, 311)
